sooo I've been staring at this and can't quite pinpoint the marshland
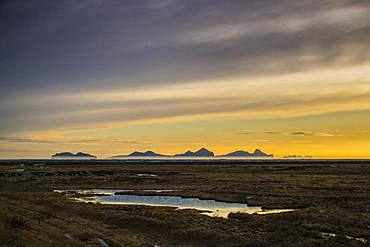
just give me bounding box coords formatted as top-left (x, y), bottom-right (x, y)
top-left (0, 159), bottom-right (369, 246)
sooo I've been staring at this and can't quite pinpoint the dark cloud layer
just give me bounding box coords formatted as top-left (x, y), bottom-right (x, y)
top-left (1, 0), bottom-right (370, 135)
top-left (1, 0), bottom-right (369, 94)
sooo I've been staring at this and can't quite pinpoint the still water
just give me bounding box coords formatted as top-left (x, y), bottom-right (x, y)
top-left (57, 189), bottom-right (293, 218)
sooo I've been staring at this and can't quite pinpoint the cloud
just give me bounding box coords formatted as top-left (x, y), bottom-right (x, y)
top-left (239, 131), bottom-right (282, 135)
top-left (264, 131), bottom-right (282, 135)
top-left (290, 132), bottom-right (314, 136)
top-left (352, 130), bottom-right (369, 134)
top-left (1, 0), bottom-right (370, 95)
top-left (239, 131), bottom-right (342, 137)
top-left (0, 136), bottom-right (158, 145)
top-left (290, 132), bottom-right (342, 137)
top-left (0, 137), bottom-right (55, 144)
top-left (1, 71), bottom-right (370, 134)
top-left (159, 4), bottom-right (370, 46)
top-left (0, 0), bottom-right (369, 139)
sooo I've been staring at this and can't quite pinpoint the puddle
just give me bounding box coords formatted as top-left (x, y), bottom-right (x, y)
top-left (54, 189), bottom-right (117, 196)
top-left (98, 238), bottom-right (110, 247)
top-left (137, 173), bottom-right (158, 177)
top-left (58, 189), bottom-right (294, 219)
top-left (33, 163), bottom-right (47, 167)
top-left (320, 232), bottom-right (367, 243)
top-left (64, 233), bottom-right (73, 240)
top-left (255, 209), bottom-right (295, 215)
top-left (54, 189), bottom-right (178, 195)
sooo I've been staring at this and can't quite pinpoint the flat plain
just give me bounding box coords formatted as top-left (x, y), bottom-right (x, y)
top-left (0, 160), bottom-right (369, 246)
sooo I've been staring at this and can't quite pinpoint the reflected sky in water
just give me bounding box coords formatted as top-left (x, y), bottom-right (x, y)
top-left (66, 189), bottom-right (293, 218)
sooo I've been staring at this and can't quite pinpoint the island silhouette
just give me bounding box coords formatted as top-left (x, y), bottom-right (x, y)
top-left (110, 148), bottom-right (273, 158)
top-left (222, 149), bottom-right (272, 157)
top-left (175, 148), bottom-right (215, 157)
top-left (51, 152), bottom-right (97, 159)
top-left (116, 151), bottom-right (166, 157)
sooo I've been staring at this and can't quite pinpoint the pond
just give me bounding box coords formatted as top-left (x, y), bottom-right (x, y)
top-left (56, 189), bottom-right (294, 218)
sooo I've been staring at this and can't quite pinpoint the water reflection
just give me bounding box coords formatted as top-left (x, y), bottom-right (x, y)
top-left (137, 173), bottom-right (158, 177)
top-left (320, 232), bottom-right (367, 243)
top-left (58, 189), bottom-right (294, 219)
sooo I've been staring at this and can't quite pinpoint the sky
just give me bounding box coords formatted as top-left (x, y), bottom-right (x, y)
top-left (1, 0), bottom-right (370, 158)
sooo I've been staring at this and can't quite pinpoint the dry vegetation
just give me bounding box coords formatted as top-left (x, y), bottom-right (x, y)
top-left (0, 160), bottom-right (369, 246)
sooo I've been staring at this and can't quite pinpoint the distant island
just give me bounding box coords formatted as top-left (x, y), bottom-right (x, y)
top-left (111, 148), bottom-right (273, 158)
top-left (51, 152), bottom-right (97, 159)
top-left (223, 150), bottom-right (251, 157)
top-left (175, 148), bottom-right (214, 157)
top-left (222, 149), bottom-right (273, 157)
top-left (112, 151), bottom-right (165, 158)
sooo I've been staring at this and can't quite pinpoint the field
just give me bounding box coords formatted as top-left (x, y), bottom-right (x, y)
top-left (0, 160), bottom-right (369, 246)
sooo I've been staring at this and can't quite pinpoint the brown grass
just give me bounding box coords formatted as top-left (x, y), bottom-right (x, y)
top-left (0, 160), bottom-right (369, 246)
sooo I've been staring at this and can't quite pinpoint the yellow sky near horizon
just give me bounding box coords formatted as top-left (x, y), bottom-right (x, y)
top-left (1, 62), bottom-right (370, 159)
top-left (1, 112), bottom-right (370, 159)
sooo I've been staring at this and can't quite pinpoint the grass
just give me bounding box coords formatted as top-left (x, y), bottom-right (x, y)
top-left (0, 160), bottom-right (369, 246)
top-left (5, 216), bottom-right (28, 229)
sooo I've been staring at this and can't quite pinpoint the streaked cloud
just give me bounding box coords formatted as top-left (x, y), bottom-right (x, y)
top-left (1, 0), bottom-right (370, 158)
top-left (240, 131), bottom-right (341, 137)
top-left (239, 132), bottom-right (282, 135)
top-left (290, 132), bottom-right (342, 137)
top-left (0, 137), bottom-right (55, 144)
top-left (0, 136), bottom-right (154, 145)
top-left (1, 63), bottom-right (370, 134)
top-left (290, 132), bottom-right (314, 136)
top-left (1, 0), bottom-right (370, 94)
